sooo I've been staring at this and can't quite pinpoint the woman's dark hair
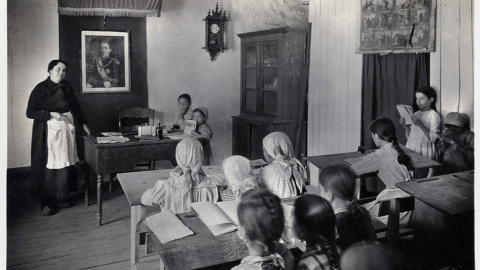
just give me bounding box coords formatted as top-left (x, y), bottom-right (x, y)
top-left (415, 86), bottom-right (437, 111)
top-left (319, 165), bottom-right (378, 246)
top-left (48, 60), bottom-right (68, 72)
top-left (178, 93), bottom-right (192, 105)
top-left (369, 117), bottom-right (415, 176)
top-left (193, 108), bottom-right (206, 118)
top-left (238, 189), bottom-right (284, 253)
top-left (294, 194), bottom-right (339, 268)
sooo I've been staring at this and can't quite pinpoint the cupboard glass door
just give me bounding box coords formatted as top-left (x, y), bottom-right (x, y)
top-left (243, 45), bottom-right (257, 113)
top-left (259, 42), bottom-right (278, 116)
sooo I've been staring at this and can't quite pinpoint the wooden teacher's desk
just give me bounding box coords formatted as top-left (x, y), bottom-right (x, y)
top-left (83, 134), bottom-right (209, 226)
top-left (117, 165), bottom-right (225, 270)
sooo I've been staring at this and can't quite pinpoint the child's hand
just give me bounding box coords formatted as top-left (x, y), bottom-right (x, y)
top-left (410, 115), bottom-right (421, 125)
top-left (50, 112), bottom-right (62, 120)
top-left (399, 117), bottom-right (406, 125)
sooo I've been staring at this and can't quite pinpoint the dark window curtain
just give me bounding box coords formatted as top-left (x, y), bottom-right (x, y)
top-left (361, 53), bottom-right (430, 149)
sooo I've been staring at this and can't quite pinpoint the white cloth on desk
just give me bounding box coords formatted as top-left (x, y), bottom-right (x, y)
top-left (46, 111), bottom-right (79, 169)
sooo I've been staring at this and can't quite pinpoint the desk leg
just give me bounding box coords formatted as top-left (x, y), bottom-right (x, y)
top-left (131, 205), bottom-right (146, 270)
top-left (97, 173), bottom-right (103, 226)
top-left (85, 166), bottom-right (89, 206)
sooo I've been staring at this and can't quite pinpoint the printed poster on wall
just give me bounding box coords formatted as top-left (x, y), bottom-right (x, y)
top-left (357, 0), bottom-right (436, 54)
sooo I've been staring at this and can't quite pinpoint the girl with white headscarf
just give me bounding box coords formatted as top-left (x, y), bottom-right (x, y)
top-left (220, 155), bottom-right (259, 201)
top-left (257, 132), bottom-right (307, 198)
top-left (141, 138), bottom-right (218, 213)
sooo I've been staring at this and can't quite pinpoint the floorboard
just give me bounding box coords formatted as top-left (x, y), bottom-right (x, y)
top-left (7, 175), bottom-right (160, 270)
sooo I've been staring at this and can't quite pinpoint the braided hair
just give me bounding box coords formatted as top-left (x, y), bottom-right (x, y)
top-left (238, 189), bottom-right (285, 257)
top-left (319, 165), bottom-right (378, 247)
top-left (369, 117), bottom-right (415, 177)
top-left (294, 194), bottom-right (340, 268)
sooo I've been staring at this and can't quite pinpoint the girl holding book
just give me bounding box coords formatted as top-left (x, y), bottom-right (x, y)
top-left (399, 86), bottom-right (441, 170)
top-left (293, 194), bottom-right (340, 270)
top-left (141, 138), bottom-right (218, 213)
top-left (318, 165), bottom-right (377, 250)
top-left (233, 189), bottom-right (295, 270)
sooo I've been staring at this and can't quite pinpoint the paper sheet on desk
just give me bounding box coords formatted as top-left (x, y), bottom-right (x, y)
top-left (164, 133), bottom-right (194, 140)
top-left (144, 209), bottom-right (193, 244)
top-left (344, 156), bottom-right (364, 165)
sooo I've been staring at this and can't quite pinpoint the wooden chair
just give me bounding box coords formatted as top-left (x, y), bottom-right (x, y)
top-left (376, 191), bottom-right (415, 247)
top-left (110, 107), bottom-right (156, 194)
top-left (119, 107), bottom-right (155, 136)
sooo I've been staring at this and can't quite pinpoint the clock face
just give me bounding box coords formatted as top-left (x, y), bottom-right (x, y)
top-left (210, 23), bottom-right (220, 34)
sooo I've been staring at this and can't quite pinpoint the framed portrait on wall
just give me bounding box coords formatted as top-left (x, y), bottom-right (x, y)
top-left (81, 31), bottom-right (130, 93)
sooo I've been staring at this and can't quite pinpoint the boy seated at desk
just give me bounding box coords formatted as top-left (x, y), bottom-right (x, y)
top-left (141, 137), bottom-right (218, 213)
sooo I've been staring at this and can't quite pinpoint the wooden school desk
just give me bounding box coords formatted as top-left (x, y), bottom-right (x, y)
top-left (396, 170), bottom-right (474, 269)
top-left (83, 134), bottom-right (210, 226)
top-left (117, 165), bottom-right (225, 270)
top-left (307, 148), bottom-right (442, 178)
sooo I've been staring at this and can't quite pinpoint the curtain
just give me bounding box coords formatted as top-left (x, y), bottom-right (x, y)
top-left (361, 53), bottom-right (430, 149)
top-left (58, 0), bottom-right (162, 17)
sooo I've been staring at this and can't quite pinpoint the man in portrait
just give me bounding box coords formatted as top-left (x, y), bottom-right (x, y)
top-left (86, 40), bottom-right (124, 88)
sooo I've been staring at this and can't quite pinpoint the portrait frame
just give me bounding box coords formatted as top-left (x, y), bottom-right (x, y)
top-left (81, 31), bottom-right (130, 93)
top-left (356, 0), bottom-right (436, 54)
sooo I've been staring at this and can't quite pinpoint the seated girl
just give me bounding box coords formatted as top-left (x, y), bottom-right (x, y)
top-left (257, 132), bottom-right (307, 198)
top-left (232, 188), bottom-right (295, 270)
top-left (141, 138), bottom-right (218, 213)
top-left (350, 117), bottom-right (414, 225)
top-left (167, 93), bottom-right (194, 131)
top-left (436, 112), bottom-right (474, 174)
top-left (293, 194), bottom-right (340, 270)
top-left (318, 165), bottom-right (377, 251)
top-left (192, 107), bottom-right (213, 139)
top-left (191, 107), bottom-right (214, 165)
top-left (220, 155), bottom-right (259, 201)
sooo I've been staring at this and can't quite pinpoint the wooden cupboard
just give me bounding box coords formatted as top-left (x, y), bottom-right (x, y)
top-left (232, 28), bottom-right (307, 160)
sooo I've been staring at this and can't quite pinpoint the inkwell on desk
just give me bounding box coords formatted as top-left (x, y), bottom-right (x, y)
top-left (156, 123), bottom-right (163, 139)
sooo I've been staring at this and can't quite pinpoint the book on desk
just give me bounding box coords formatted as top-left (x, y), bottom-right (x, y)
top-left (191, 200), bottom-right (240, 236)
top-left (96, 132), bottom-right (130, 143)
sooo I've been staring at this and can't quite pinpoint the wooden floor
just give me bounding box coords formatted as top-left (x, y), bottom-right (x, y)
top-left (7, 174), bottom-right (159, 270)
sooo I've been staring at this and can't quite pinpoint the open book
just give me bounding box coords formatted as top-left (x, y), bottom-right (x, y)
top-left (191, 200), bottom-right (240, 236)
top-left (396, 104), bottom-right (414, 125)
top-left (143, 209), bottom-right (194, 244)
top-left (184, 119), bottom-right (197, 135)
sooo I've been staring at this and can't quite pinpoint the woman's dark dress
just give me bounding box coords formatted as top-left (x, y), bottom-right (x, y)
top-left (26, 78), bottom-right (87, 200)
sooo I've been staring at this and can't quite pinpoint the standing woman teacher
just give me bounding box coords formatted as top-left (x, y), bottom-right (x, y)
top-left (26, 60), bottom-right (90, 216)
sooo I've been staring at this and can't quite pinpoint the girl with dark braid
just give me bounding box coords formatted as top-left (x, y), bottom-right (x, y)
top-left (318, 165), bottom-right (377, 251)
top-left (232, 189), bottom-right (294, 270)
top-left (350, 117), bottom-right (414, 226)
top-left (293, 194), bottom-right (340, 270)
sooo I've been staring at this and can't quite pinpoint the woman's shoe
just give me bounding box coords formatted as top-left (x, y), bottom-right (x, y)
top-left (57, 201), bottom-right (75, 209)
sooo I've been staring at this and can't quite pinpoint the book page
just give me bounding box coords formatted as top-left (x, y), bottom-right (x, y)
top-left (396, 104), bottom-right (414, 125)
top-left (143, 209), bottom-right (194, 244)
top-left (217, 200), bottom-right (240, 226)
top-left (191, 201), bottom-right (237, 236)
top-left (184, 120), bottom-right (197, 135)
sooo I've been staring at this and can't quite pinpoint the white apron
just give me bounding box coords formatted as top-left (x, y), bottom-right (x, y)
top-left (46, 112), bottom-right (79, 169)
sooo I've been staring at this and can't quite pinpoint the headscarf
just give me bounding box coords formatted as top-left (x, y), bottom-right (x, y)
top-left (444, 112), bottom-right (468, 128)
top-left (196, 107), bottom-right (209, 119)
top-left (222, 155), bottom-right (259, 199)
top-left (262, 132), bottom-right (307, 192)
top-left (170, 138), bottom-right (205, 198)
